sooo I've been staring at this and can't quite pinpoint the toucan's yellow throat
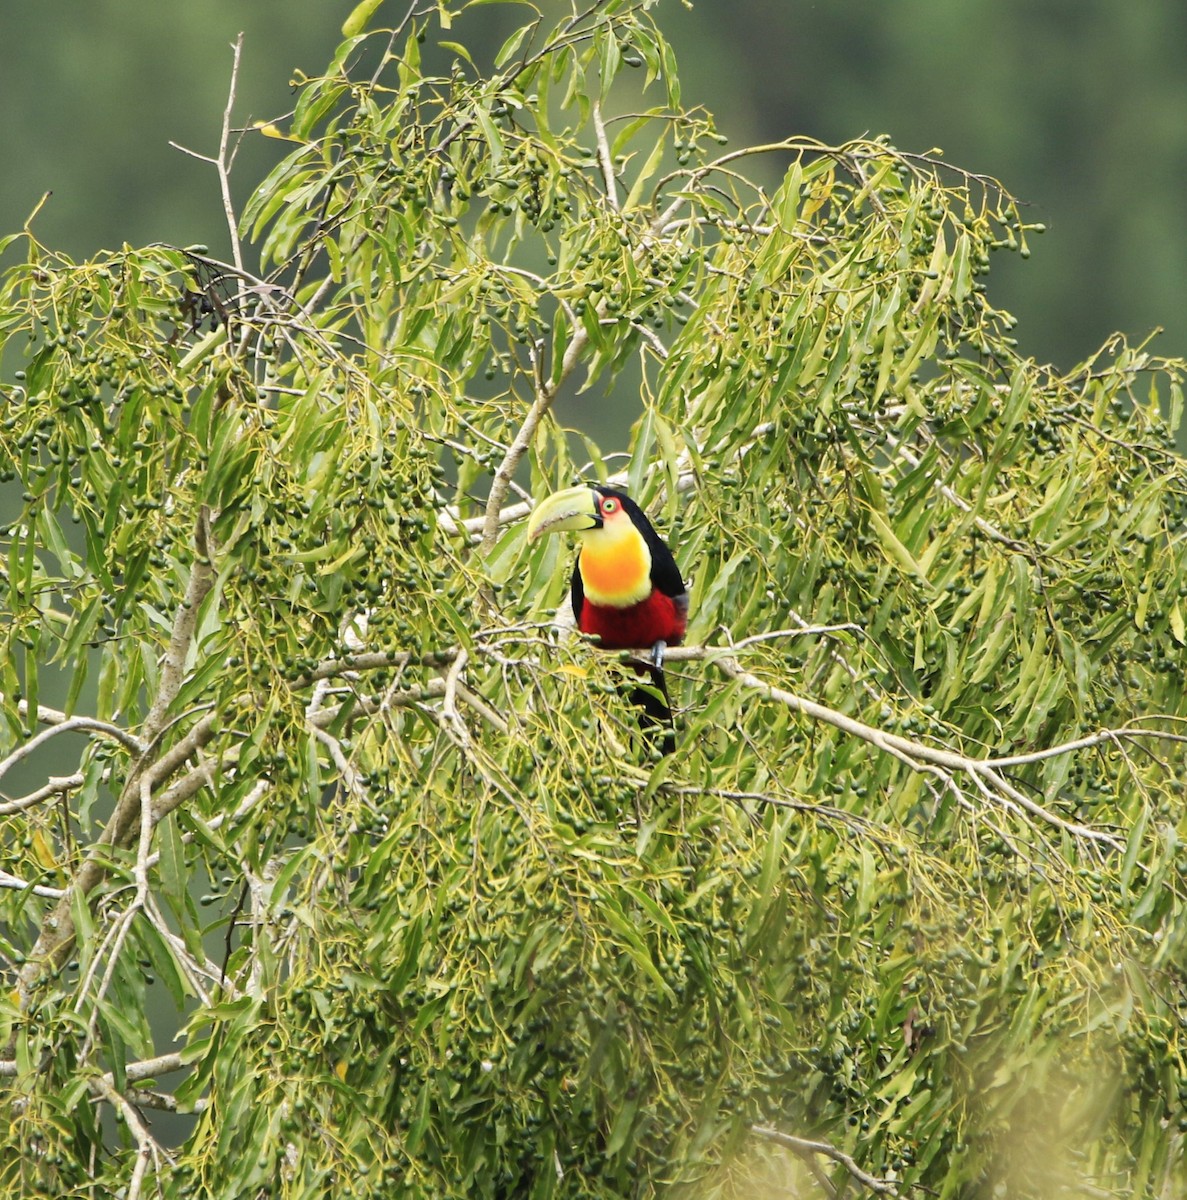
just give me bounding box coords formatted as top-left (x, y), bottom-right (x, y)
top-left (578, 517), bottom-right (652, 607)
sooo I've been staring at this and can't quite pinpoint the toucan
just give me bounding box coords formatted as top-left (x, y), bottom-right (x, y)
top-left (527, 484), bottom-right (689, 753)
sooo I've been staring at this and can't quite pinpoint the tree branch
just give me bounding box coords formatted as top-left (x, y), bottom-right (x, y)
top-left (0, 869), bottom-right (65, 899)
top-left (751, 1124), bottom-right (898, 1195)
top-left (142, 510), bottom-right (216, 740)
top-left (91, 1074), bottom-right (168, 1200)
top-left (221, 630), bottom-right (1186, 854)
top-left (0, 1049), bottom-right (188, 1082)
top-left (540, 642), bottom-right (1187, 852)
top-left (216, 34), bottom-right (247, 277)
top-left (11, 517), bottom-right (219, 1016)
top-left (702, 650), bottom-right (1123, 850)
top-left (0, 715), bottom-right (143, 788)
top-left (477, 132), bottom-right (734, 554)
top-left (592, 100), bottom-right (620, 211)
top-left (480, 339), bottom-right (568, 557)
top-left (0, 772), bottom-right (85, 817)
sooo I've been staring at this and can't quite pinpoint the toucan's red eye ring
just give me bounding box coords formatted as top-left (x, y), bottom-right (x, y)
top-left (600, 497), bottom-right (619, 515)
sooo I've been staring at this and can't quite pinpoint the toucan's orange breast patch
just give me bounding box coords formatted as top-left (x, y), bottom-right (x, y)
top-left (579, 526), bottom-right (652, 607)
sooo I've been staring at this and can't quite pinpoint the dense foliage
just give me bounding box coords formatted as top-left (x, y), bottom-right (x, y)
top-left (2, 2), bottom-right (1187, 1196)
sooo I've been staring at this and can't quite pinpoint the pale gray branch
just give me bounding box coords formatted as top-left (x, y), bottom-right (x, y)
top-left (0, 1049), bottom-right (188, 1082)
top-left (0, 714), bottom-right (143, 787)
top-left (142, 511), bottom-right (216, 739)
top-left (592, 100), bottom-right (620, 211)
top-left (751, 1123), bottom-right (898, 1195)
top-left (220, 34), bottom-right (247, 276)
top-left (0, 869), bottom-right (65, 899)
top-left (480, 336), bottom-right (583, 556)
top-left (710, 651), bottom-right (1121, 849)
top-left (91, 1074), bottom-right (169, 1198)
top-left (0, 772), bottom-right (85, 816)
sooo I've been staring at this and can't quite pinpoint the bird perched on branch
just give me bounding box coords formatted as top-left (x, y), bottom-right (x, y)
top-left (527, 484), bottom-right (689, 753)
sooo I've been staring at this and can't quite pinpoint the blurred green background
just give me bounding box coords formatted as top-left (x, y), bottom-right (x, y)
top-left (3, 1), bottom-right (1185, 371)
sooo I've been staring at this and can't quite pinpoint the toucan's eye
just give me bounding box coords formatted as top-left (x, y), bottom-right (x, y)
top-left (600, 497), bottom-right (619, 515)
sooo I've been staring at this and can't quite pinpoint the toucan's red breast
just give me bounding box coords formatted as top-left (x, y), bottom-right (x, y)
top-left (577, 588), bottom-right (687, 651)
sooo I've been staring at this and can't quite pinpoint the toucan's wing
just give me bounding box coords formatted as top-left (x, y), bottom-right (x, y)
top-left (646, 531), bottom-right (688, 636)
top-left (643, 524), bottom-right (685, 603)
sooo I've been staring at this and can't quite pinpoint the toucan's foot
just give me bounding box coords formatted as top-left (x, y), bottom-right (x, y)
top-left (650, 640), bottom-right (667, 670)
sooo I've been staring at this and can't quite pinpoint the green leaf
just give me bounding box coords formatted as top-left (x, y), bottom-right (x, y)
top-left (493, 22), bottom-right (532, 68)
top-left (868, 511), bottom-right (929, 585)
top-left (342, 0), bottom-right (385, 38)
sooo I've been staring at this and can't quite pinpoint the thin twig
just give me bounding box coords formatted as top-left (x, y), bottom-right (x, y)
top-left (457, 681), bottom-right (511, 735)
top-left (466, 443), bottom-right (699, 545)
top-left (219, 35), bottom-right (247, 276)
top-left (729, 624), bottom-right (863, 649)
top-left (478, 137), bottom-right (727, 553)
top-left (442, 647), bottom-right (471, 744)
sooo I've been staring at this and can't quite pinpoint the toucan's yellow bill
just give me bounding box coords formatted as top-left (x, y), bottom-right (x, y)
top-left (526, 486), bottom-right (600, 541)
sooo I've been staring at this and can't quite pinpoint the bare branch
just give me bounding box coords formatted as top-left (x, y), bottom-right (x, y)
top-left (0, 772), bottom-right (85, 816)
top-left (306, 680), bottom-right (448, 728)
top-left (0, 715), bottom-right (143, 788)
top-left (477, 147), bottom-right (731, 554)
top-left (124, 1085), bottom-right (208, 1114)
top-left (480, 340), bottom-right (566, 556)
top-left (592, 100), bottom-right (620, 211)
top-left (126, 1052), bottom-right (188, 1084)
top-left (470, 441), bottom-right (699, 547)
top-left (148, 721), bottom-right (230, 822)
top-left (75, 769), bottom-right (159, 1067)
top-left (728, 624), bottom-right (864, 649)
top-left (456, 681), bottom-right (511, 735)
top-left (145, 712), bottom-right (222, 795)
top-left (751, 1124), bottom-right (898, 1195)
top-left (442, 648), bottom-right (470, 742)
top-left (0, 1050), bottom-right (188, 1082)
top-left (167, 36), bottom-right (246, 279)
top-left (12, 527), bottom-right (219, 1013)
top-left (91, 1074), bottom-right (169, 1199)
top-left (589, 643), bottom-right (1139, 851)
top-left (0, 869), bottom-right (65, 899)
top-left (712, 651), bottom-right (1121, 848)
top-left (628, 317), bottom-right (669, 360)
top-left (297, 649), bottom-right (457, 686)
top-left (142, 510), bottom-right (216, 739)
top-left (18, 696), bottom-right (145, 745)
top-left (219, 34), bottom-right (247, 276)
top-left (875, 422), bottom-right (1033, 554)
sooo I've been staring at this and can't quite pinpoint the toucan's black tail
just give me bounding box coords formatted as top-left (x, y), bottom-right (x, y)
top-left (629, 665), bottom-right (675, 755)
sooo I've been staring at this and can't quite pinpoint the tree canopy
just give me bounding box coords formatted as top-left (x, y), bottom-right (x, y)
top-left (2, 2), bottom-right (1187, 1197)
